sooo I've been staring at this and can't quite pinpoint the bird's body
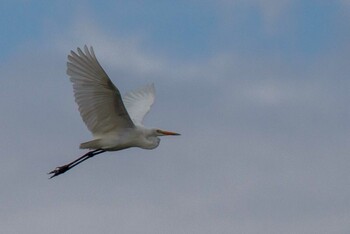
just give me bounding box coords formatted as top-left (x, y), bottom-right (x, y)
top-left (49, 46), bottom-right (179, 178)
top-left (80, 126), bottom-right (161, 151)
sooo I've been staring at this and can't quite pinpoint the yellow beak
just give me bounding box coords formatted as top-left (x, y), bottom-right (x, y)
top-left (158, 130), bottom-right (181, 136)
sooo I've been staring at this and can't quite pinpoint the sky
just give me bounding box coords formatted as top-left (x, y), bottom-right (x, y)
top-left (1, 0), bottom-right (350, 233)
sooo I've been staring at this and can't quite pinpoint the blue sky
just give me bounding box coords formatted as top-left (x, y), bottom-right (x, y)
top-left (1, 1), bottom-right (350, 233)
top-left (2, 0), bottom-right (348, 60)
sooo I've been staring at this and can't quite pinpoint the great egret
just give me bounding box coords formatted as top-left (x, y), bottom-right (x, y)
top-left (49, 46), bottom-right (180, 178)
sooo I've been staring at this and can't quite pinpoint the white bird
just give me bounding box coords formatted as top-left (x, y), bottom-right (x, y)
top-left (49, 46), bottom-right (180, 178)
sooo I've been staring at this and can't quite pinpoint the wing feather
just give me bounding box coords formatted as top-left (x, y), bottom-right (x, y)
top-left (67, 45), bottom-right (134, 136)
top-left (123, 84), bottom-right (156, 126)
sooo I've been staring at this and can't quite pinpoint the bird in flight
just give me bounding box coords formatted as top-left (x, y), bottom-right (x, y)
top-left (49, 46), bottom-right (180, 178)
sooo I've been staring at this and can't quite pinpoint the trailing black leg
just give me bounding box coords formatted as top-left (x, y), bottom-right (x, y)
top-left (48, 149), bottom-right (106, 178)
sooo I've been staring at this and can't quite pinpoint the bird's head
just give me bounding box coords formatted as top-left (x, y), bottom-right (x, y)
top-left (142, 128), bottom-right (180, 149)
top-left (155, 129), bottom-right (181, 137)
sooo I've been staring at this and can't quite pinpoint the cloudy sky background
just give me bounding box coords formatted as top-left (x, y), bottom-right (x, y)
top-left (1, 1), bottom-right (350, 233)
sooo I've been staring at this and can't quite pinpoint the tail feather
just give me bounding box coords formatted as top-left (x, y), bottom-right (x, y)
top-left (80, 139), bottom-right (102, 149)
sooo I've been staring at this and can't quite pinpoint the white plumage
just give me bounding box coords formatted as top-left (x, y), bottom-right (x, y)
top-left (49, 45), bottom-right (179, 178)
top-left (67, 46), bottom-right (134, 136)
top-left (123, 84), bottom-right (155, 126)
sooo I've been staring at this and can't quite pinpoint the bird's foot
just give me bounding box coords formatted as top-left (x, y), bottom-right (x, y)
top-left (48, 164), bottom-right (70, 179)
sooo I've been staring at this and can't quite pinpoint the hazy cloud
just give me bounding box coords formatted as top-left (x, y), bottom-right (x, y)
top-left (1, 1), bottom-right (350, 233)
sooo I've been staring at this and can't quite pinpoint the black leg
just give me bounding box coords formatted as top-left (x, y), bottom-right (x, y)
top-left (48, 149), bottom-right (106, 178)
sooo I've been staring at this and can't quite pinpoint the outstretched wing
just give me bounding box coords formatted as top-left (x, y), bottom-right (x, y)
top-left (67, 45), bottom-right (134, 136)
top-left (123, 84), bottom-right (155, 126)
